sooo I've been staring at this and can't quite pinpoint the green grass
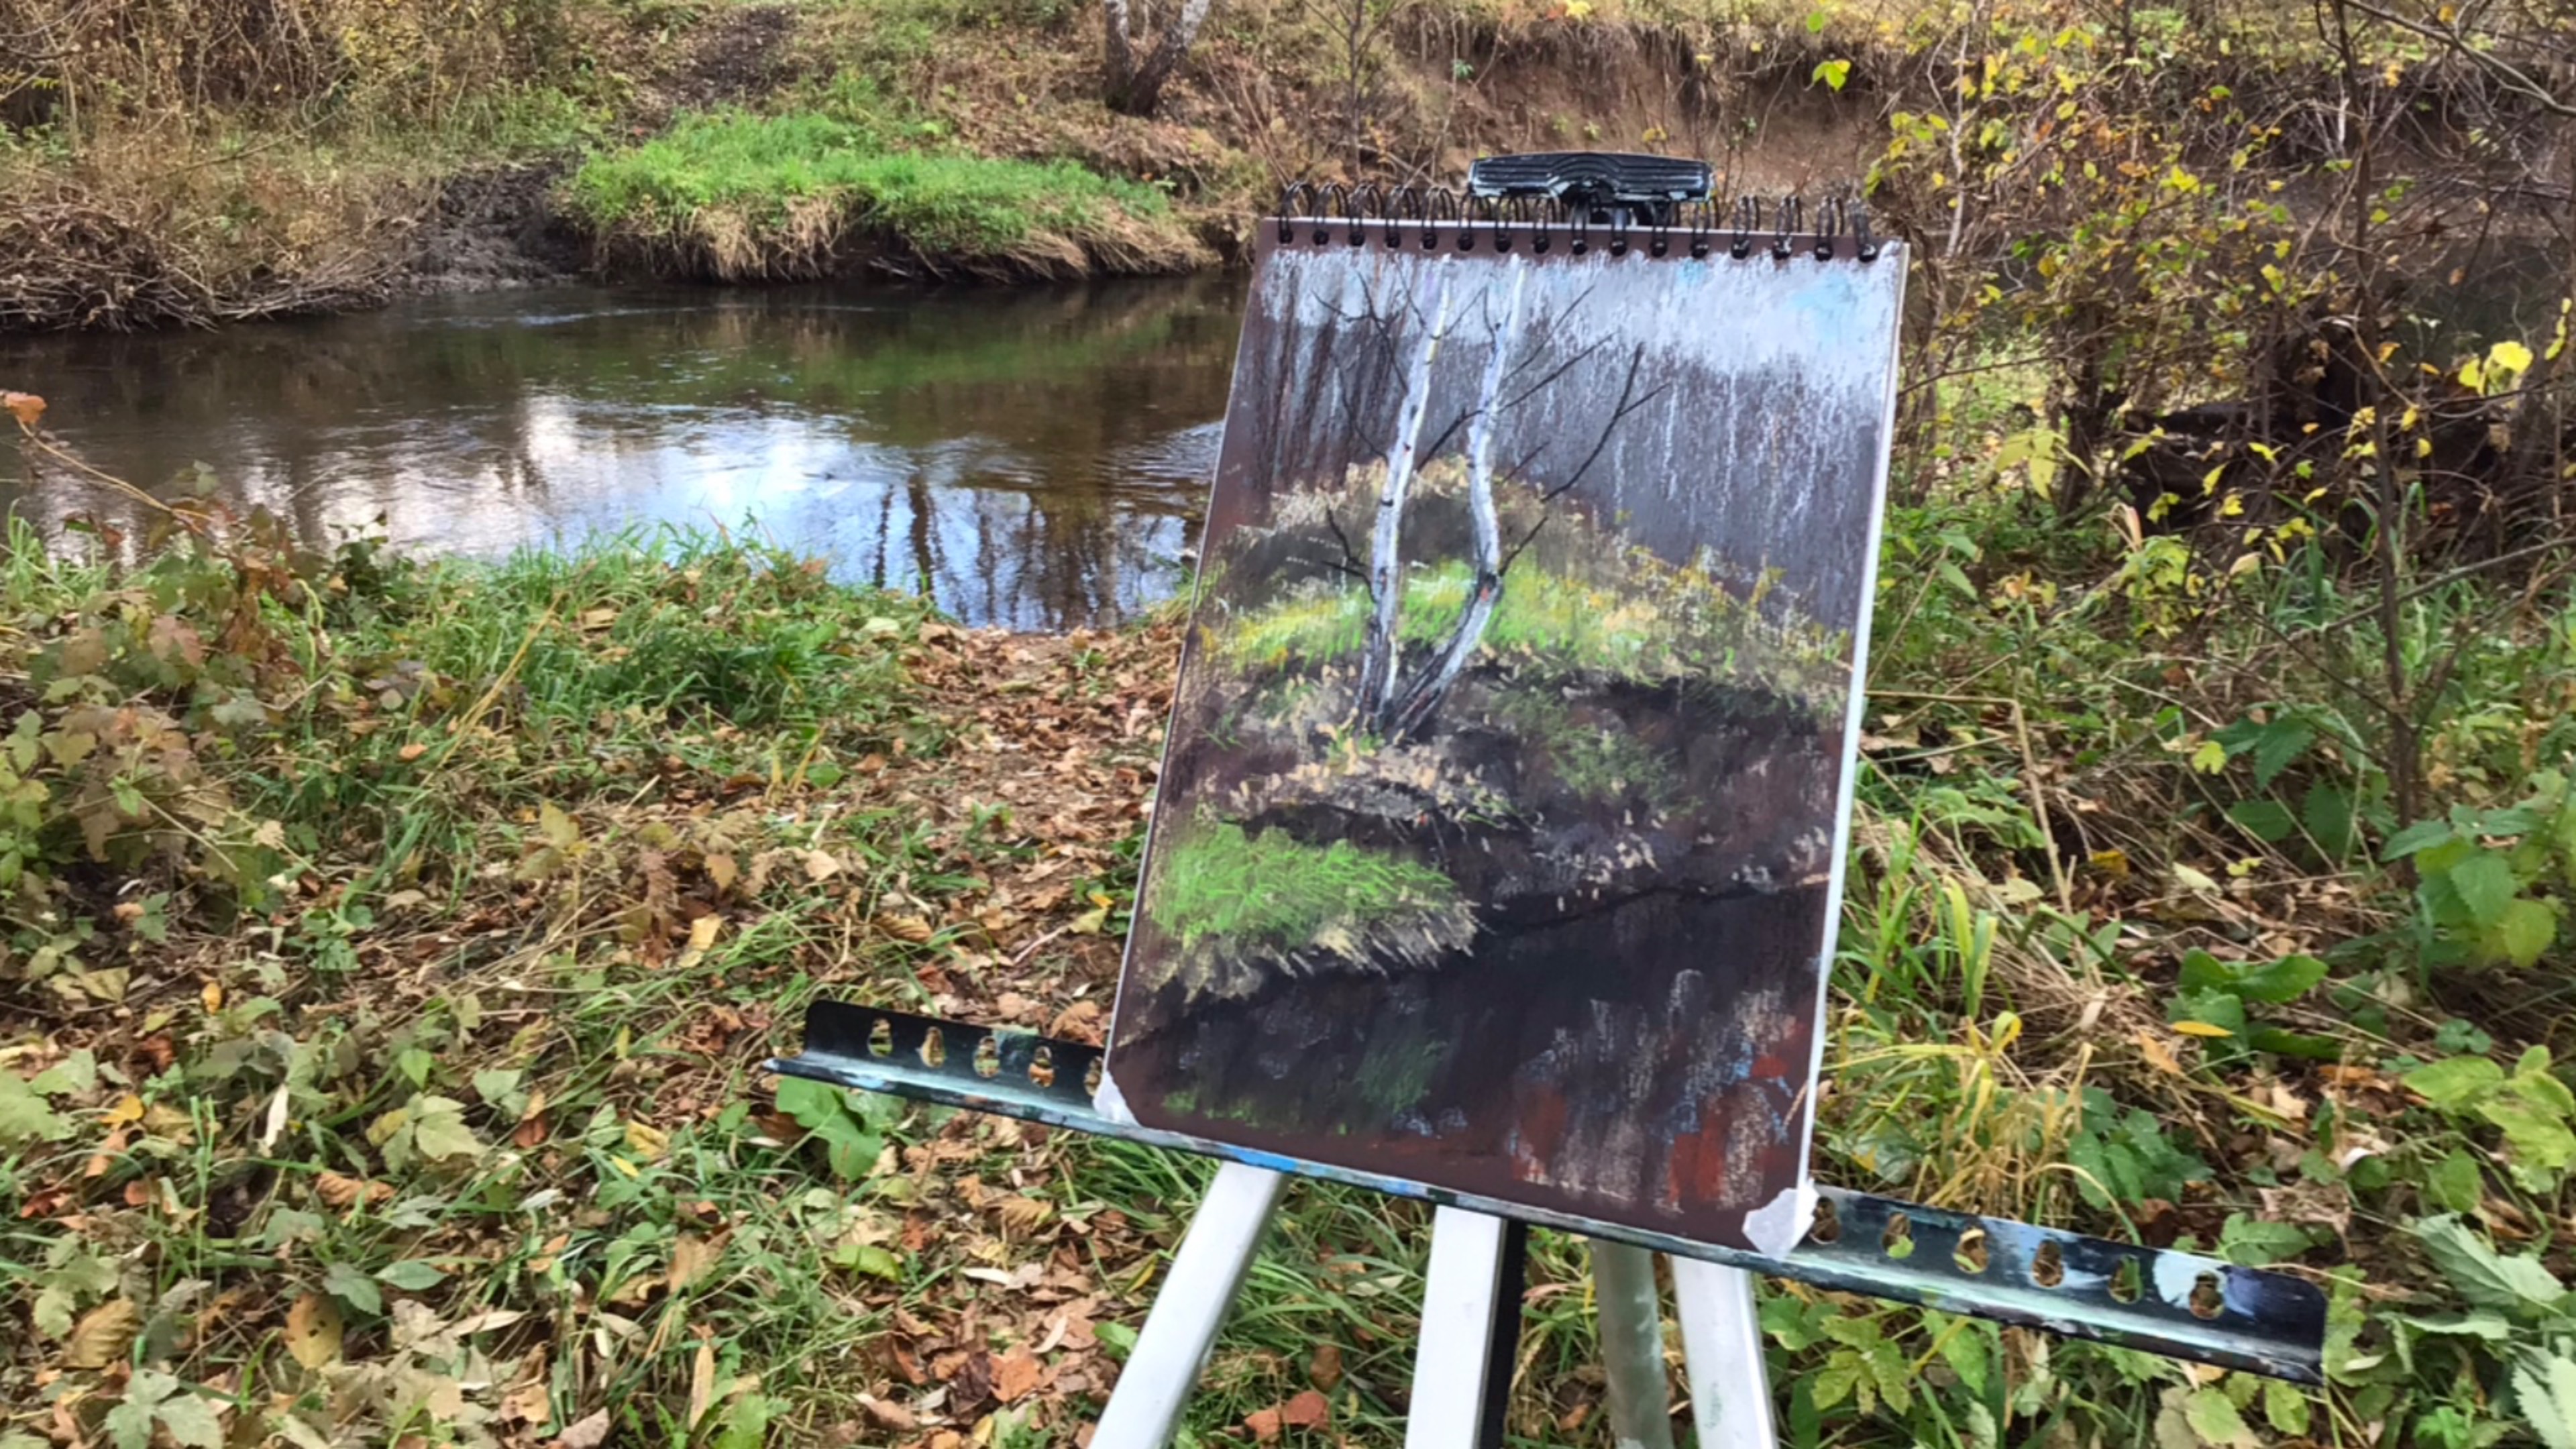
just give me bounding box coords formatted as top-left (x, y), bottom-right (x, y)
top-left (564, 110), bottom-right (1201, 278)
top-left (1144, 818), bottom-right (1457, 953)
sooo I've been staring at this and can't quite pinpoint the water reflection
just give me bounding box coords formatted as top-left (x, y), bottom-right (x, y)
top-left (0, 277), bottom-right (1244, 629)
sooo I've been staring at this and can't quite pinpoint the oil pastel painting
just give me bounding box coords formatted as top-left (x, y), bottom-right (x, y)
top-left (1106, 228), bottom-right (1906, 1252)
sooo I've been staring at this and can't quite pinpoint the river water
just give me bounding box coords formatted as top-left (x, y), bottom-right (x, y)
top-left (0, 277), bottom-right (1244, 629)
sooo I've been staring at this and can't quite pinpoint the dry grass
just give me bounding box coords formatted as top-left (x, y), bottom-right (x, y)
top-left (0, 131), bottom-right (417, 329)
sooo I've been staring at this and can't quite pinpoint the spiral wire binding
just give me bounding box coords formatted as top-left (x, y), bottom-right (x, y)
top-left (1273, 182), bottom-right (1884, 260)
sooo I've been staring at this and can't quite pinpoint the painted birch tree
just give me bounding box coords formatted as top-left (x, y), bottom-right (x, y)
top-left (1354, 260), bottom-right (1534, 742)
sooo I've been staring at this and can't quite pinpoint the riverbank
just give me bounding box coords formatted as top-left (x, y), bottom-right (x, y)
top-left (0, 0), bottom-right (1902, 329)
top-left (5, 384), bottom-right (2574, 1442)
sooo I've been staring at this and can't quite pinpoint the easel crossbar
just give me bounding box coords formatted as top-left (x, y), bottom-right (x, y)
top-left (771, 1000), bottom-right (2326, 1383)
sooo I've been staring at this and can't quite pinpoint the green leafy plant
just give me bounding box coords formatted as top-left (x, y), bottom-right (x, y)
top-left (774, 1077), bottom-right (900, 1181)
top-left (2068, 1085), bottom-right (2210, 1210)
top-left (2405, 1047), bottom-right (2576, 1192)
top-left (2394, 1216), bottom-right (2576, 1449)
top-left (2384, 769), bottom-right (2573, 972)
top-left (2165, 948), bottom-right (2336, 1066)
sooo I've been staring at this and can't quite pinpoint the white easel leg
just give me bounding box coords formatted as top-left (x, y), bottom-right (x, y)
top-left (1404, 1209), bottom-right (1513, 1449)
top-left (1589, 1239), bottom-right (1678, 1449)
top-left (1091, 1162), bottom-right (1289, 1449)
top-left (1671, 1258), bottom-right (1778, 1449)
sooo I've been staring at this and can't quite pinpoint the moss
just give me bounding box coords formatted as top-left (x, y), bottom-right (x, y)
top-left (1145, 819), bottom-right (1458, 955)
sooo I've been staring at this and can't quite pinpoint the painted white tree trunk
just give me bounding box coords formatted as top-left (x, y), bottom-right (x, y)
top-left (1356, 262), bottom-right (1454, 728)
top-left (1389, 261), bottom-right (1526, 741)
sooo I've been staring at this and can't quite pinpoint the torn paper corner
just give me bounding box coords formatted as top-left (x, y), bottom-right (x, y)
top-left (1092, 1063), bottom-right (1138, 1126)
top-left (1741, 1179), bottom-right (1817, 1260)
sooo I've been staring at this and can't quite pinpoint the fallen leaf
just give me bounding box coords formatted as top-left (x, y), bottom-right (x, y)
top-left (284, 1293), bottom-right (343, 1370)
top-left (64, 1298), bottom-right (140, 1368)
top-left (667, 1232), bottom-right (724, 1293)
top-left (1243, 1407), bottom-right (1284, 1443)
top-left (859, 1395), bottom-right (916, 1432)
top-left (688, 1334), bottom-right (716, 1428)
top-left (316, 1171), bottom-right (392, 1210)
top-left (501, 1375), bottom-right (552, 1428)
top-left (3, 391), bottom-right (43, 427)
top-left (2137, 1030), bottom-right (2184, 1077)
top-left (1309, 1343), bottom-right (1343, 1392)
top-left (2171, 1020), bottom-right (2234, 1038)
top-left (1281, 1389), bottom-right (1330, 1428)
top-left (558, 1409), bottom-right (611, 1449)
top-left (624, 1119), bottom-right (670, 1160)
top-left (994, 1348), bottom-right (1043, 1403)
top-left (398, 742), bottom-right (428, 762)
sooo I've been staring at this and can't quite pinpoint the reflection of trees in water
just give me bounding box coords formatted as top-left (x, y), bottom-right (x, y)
top-left (0, 276), bottom-right (1240, 626)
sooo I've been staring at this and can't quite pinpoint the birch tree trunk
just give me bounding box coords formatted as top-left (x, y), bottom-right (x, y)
top-left (1389, 262), bottom-right (1527, 742)
top-left (1102, 0), bottom-right (1212, 117)
top-left (1356, 263), bottom-right (1454, 729)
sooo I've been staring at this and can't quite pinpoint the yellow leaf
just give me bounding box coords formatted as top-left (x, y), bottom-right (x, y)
top-left (2459, 357), bottom-right (2485, 390)
top-left (2190, 740), bottom-right (2229, 773)
top-left (103, 1093), bottom-right (146, 1128)
top-left (686, 916), bottom-right (720, 953)
top-left (1562, 0), bottom-right (1593, 16)
top-left (1069, 906), bottom-right (1110, 936)
top-left (2171, 1020), bottom-right (2235, 1038)
top-left (201, 981), bottom-right (223, 1013)
top-left (285, 1293), bottom-right (345, 1370)
top-left (624, 1120), bottom-right (671, 1161)
top-left (2136, 1030), bottom-right (2184, 1076)
top-left (689, 1336), bottom-right (717, 1429)
top-left (2487, 339), bottom-right (2534, 374)
top-left (539, 803), bottom-right (580, 850)
top-left (63, 1299), bottom-right (140, 1368)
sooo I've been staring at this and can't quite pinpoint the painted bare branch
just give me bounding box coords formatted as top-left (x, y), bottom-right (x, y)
top-left (1355, 263), bottom-right (1454, 727)
top-left (1389, 262), bottom-right (1529, 741)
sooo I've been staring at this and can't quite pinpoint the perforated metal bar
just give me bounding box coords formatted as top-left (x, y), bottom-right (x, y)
top-left (769, 1001), bottom-right (2327, 1383)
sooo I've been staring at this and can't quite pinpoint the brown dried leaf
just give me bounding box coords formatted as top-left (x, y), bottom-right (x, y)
top-left (316, 1171), bottom-right (393, 1210)
top-left (558, 1409), bottom-right (611, 1449)
top-left (667, 1231), bottom-right (725, 1294)
top-left (993, 1348), bottom-right (1043, 1403)
top-left (1309, 1343), bottom-right (1343, 1392)
top-left (3, 391), bottom-right (43, 427)
top-left (859, 1395), bottom-right (916, 1432)
top-left (878, 914), bottom-right (934, 945)
top-left (1243, 1407), bottom-right (1284, 1444)
top-left (1281, 1389), bottom-right (1330, 1428)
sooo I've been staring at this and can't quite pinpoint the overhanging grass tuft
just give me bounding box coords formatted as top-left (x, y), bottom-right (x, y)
top-left (1145, 818), bottom-right (1457, 954)
top-left (564, 111), bottom-right (1208, 280)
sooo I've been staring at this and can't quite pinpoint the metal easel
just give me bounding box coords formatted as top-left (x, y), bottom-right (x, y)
top-left (770, 1003), bottom-right (2328, 1444)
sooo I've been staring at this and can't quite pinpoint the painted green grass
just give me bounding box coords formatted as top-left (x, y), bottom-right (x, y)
top-left (1144, 819), bottom-right (1457, 953)
top-left (1218, 558), bottom-right (1847, 709)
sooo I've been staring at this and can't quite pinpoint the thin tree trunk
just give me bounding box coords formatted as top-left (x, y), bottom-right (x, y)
top-left (1391, 263), bottom-right (1528, 741)
top-left (1356, 263), bottom-right (1454, 728)
top-left (1102, 0), bottom-right (1139, 103)
top-left (1103, 0), bottom-right (1211, 117)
